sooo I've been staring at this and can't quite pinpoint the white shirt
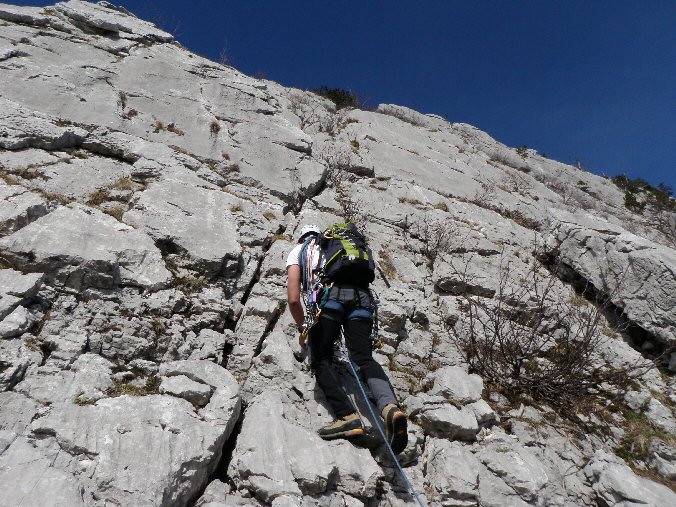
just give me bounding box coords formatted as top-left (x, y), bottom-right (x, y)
top-left (286, 240), bottom-right (323, 271)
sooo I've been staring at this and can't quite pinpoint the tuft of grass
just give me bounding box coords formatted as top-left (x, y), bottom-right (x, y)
top-left (151, 318), bottom-right (166, 336)
top-left (121, 108), bottom-right (138, 120)
top-left (433, 202), bottom-right (449, 212)
top-left (111, 177), bottom-right (135, 190)
top-left (117, 91), bottom-right (127, 109)
top-left (153, 120), bottom-right (165, 133)
top-left (171, 275), bottom-right (206, 293)
top-left (210, 120), bottom-right (220, 135)
top-left (87, 189), bottom-right (110, 206)
top-left (104, 206), bottom-right (125, 222)
top-left (222, 152), bottom-right (230, 160)
top-left (73, 393), bottom-right (96, 405)
top-left (263, 210), bottom-right (276, 220)
top-left (0, 170), bottom-right (21, 185)
top-left (230, 203), bottom-right (244, 213)
top-left (378, 248), bottom-right (397, 279)
top-left (270, 233), bottom-right (292, 243)
top-left (106, 376), bottom-right (161, 397)
top-left (226, 163), bottom-right (240, 173)
top-left (167, 123), bottom-right (184, 136)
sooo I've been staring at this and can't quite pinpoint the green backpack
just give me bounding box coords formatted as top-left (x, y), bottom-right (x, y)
top-left (318, 223), bottom-right (376, 286)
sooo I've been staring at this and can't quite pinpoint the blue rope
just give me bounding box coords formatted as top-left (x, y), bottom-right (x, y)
top-left (338, 342), bottom-right (427, 507)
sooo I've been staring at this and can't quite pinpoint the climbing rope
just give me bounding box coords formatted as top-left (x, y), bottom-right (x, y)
top-left (338, 341), bottom-right (427, 507)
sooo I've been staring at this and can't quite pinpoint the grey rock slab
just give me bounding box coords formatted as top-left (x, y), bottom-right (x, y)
top-left (23, 154), bottom-right (134, 201)
top-left (0, 203), bottom-right (171, 290)
top-left (124, 178), bottom-right (242, 275)
top-left (0, 305), bottom-right (33, 338)
top-left (15, 352), bottom-right (113, 405)
top-left (180, 328), bottom-right (228, 363)
top-left (0, 97), bottom-right (88, 150)
top-left (585, 450), bottom-right (676, 507)
top-left (54, 0), bottom-right (173, 41)
top-left (429, 365), bottom-right (484, 405)
top-left (158, 359), bottom-right (238, 391)
top-left (228, 390), bottom-right (380, 502)
top-left (159, 374), bottom-right (212, 406)
top-left (418, 403), bottom-right (479, 440)
top-left (466, 399), bottom-right (499, 426)
top-left (423, 438), bottom-right (480, 506)
top-left (477, 462), bottom-right (531, 507)
top-left (546, 209), bottom-right (676, 349)
top-left (0, 268), bottom-right (44, 300)
top-left (0, 183), bottom-right (48, 236)
top-left (0, 339), bottom-right (41, 392)
top-left (645, 398), bottom-right (676, 434)
top-left (477, 435), bottom-right (549, 503)
top-left (0, 436), bottom-right (88, 507)
top-left (0, 391), bottom-right (39, 452)
top-left (30, 393), bottom-right (238, 507)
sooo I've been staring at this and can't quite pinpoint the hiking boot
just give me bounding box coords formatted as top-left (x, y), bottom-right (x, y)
top-left (318, 413), bottom-right (364, 440)
top-left (382, 404), bottom-right (408, 454)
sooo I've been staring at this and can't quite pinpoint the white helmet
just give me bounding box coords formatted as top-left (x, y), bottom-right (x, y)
top-left (297, 224), bottom-right (321, 242)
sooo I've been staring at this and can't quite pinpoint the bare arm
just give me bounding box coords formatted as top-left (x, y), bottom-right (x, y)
top-left (286, 264), bottom-right (305, 328)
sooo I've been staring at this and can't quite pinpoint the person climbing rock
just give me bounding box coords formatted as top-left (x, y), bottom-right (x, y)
top-left (286, 223), bottom-right (408, 453)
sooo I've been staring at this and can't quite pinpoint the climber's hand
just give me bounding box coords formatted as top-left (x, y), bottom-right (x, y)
top-left (298, 324), bottom-right (307, 348)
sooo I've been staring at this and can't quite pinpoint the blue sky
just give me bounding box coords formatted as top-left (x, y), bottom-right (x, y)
top-left (15, 1), bottom-right (676, 191)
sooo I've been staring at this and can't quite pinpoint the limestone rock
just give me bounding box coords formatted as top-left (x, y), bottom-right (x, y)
top-left (54, 0), bottom-right (173, 42)
top-left (0, 305), bottom-right (33, 338)
top-left (0, 436), bottom-right (89, 507)
top-left (159, 374), bottom-right (212, 406)
top-left (546, 209), bottom-right (676, 352)
top-left (477, 434), bottom-right (550, 502)
top-left (30, 393), bottom-right (239, 507)
top-left (429, 365), bottom-right (484, 405)
top-left (585, 450), bottom-right (676, 507)
top-left (423, 438), bottom-right (480, 506)
top-left (0, 97), bottom-right (88, 150)
top-left (228, 391), bottom-right (380, 502)
top-left (15, 352), bottom-right (113, 405)
top-left (418, 403), bottom-right (479, 440)
top-left (0, 184), bottom-right (47, 236)
top-left (0, 339), bottom-right (41, 392)
top-left (123, 179), bottom-right (242, 275)
top-left (0, 203), bottom-right (171, 290)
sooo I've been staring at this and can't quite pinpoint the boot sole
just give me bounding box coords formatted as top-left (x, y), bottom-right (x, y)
top-left (319, 427), bottom-right (365, 440)
top-left (386, 411), bottom-right (408, 454)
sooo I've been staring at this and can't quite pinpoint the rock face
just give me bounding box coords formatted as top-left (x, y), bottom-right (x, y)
top-left (0, 2), bottom-right (674, 506)
top-left (0, 204), bottom-right (171, 290)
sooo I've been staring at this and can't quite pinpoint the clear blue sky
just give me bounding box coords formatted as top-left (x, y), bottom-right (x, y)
top-left (15, 1), bottom-right (676, 191)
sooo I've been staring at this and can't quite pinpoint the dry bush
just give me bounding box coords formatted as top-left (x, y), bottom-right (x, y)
top-left (450, 255), bottom-right (650, 415)
top-left (403, 214), bottom-right (457, 266)
top-left (209, 120), bottom-right (220, 135)
top-left (378, 106), bottom-right (425, 127)
top-left (472, 176), bottom-right (497, 207)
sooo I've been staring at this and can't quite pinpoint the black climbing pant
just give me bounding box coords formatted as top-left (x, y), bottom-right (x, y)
top-left (309, 303), bottom-right (398, 419)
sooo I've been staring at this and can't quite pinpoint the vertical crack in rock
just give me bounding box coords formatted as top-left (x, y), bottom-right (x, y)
top-left (208, 404), bottom-right (246, 492)
top-left (252, 301), bottom-right (285, 359)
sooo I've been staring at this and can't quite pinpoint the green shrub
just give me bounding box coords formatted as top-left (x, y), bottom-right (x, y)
top-left (312, 86), bottom-right (363, 110)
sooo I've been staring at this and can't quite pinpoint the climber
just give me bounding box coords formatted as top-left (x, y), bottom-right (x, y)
top-left (286, 223), bottom-right (408, 453)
